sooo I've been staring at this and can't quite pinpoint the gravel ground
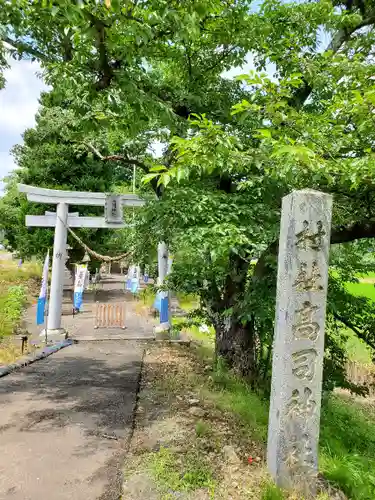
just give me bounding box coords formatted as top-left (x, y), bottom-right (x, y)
top-left (0, 341), bottom-right (144, 500)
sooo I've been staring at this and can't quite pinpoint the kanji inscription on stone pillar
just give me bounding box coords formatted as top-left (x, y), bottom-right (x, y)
top-left (267, 189), bottom-right (332, 494)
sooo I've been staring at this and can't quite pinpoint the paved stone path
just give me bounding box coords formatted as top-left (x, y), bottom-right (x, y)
top-left (0, 274), bottom-right (153, 500)
top-left (22, 274), bottom-right (155, 343)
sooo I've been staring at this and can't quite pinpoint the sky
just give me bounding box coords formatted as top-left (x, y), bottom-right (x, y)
top-left (0, 58), bottom-right (49, 193)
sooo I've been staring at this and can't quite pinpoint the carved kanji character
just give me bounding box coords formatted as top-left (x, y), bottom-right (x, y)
top-left (286, 387), bottom-right (316, 418)
top-left (285, 432), bottom-right (315, 478)
top-left (111, 199), bottom-right (117, 216)
top-left (293, 261), bottom-right (323, 291)
top-left (292, 301), bottom-right (320, 341)
top-left (292, 349), bottom-right (317, 381)
top-left (296, 220), bottom-right (326, 251)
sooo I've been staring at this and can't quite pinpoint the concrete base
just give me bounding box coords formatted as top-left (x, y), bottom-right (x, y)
top-left (40, 328), bottom-right (66, 339)
top-left (154, 323), bottom-right (170, 332)
top-left (154, 323), bottom-right (170, 340)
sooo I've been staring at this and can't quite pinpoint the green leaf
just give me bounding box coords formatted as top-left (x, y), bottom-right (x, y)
top-left (142, 173), bottom-right (159, 184)
top-left (255, 128), bottom-right (272, 139)
top-left (149, 165), bottom-right (167, 173)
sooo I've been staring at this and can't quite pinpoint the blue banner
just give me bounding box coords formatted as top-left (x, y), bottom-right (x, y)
top-left (73, 291), bottom-right (83, 311)
top-left (131, 278), bottom-right (139, 294)
top-left (160, 297), bottom-right (169, 323)
top-left (36, 297), bottom-right (46, 326)
top-left (153, 292), bottom-right (161, 312)
top-left (73, 265), bottom-right (87, 311)
top-left (36, 251), bottom-right (49, 325)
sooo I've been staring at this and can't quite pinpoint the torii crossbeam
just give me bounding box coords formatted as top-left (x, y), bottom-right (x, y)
top-left (18, 184), bottom-right (145, 338)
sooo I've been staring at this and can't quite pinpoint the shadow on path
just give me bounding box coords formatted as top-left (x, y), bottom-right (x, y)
top-left (0, 341), bottom-right (144, 500)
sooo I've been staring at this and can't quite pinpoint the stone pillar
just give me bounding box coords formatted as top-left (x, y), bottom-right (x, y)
top-left (47, 202), bottom-right (68, 335)
top-left (267, 189), bottom-right (332, 495)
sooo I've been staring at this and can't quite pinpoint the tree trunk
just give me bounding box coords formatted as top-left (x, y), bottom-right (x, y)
top-left (214, 313), bottom-right (259, 384)
top-left (203, 252), bottom-right (268, 384)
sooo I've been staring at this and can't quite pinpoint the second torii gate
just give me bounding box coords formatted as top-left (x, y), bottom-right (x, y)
top-left (18, 184), bottom-right (145, 337)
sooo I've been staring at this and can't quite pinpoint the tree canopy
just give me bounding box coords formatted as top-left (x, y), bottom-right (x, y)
top-left (2, 0), bottom-right (375, 390)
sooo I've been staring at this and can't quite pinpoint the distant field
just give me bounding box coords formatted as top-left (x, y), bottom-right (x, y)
top-left (358, 271), bottom-right (375, 279)
top-left (344, 277), bottom-right (375, 363)
top-left (346, 281), bottom-right (375, 301)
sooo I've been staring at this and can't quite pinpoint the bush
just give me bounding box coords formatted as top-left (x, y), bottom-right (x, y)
top-left (0, 285), bottom-right (27, 338)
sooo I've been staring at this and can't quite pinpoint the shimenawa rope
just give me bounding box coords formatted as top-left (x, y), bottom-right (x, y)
top-left (57, 214), bottom-right (131, 262)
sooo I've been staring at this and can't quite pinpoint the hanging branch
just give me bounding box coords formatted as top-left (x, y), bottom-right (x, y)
top-left (3, 36), bottom-right (48, 60)
top-left (289, 10), bottom-right (375, 109)
top-left (333, 312), bottom-right (375, 351)
top-left (86, 142), bottom-right (150, 172)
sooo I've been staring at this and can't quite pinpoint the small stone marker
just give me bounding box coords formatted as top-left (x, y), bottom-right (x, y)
top-left (267, 189), bottom-right (332, 494)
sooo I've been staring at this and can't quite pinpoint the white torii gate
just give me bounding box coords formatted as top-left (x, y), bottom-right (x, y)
top-left (18, 184), bottom-right (145, 337)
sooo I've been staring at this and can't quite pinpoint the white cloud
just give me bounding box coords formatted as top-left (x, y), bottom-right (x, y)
top-left (0, 58), bottom-right (49, 190)
top-left (0, 151), bottom-right (18, 176)
top-left (0, 58), bottom-right (47, 132)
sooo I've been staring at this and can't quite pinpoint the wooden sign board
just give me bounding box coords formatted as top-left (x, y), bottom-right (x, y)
top-left (105, 194), bottom-right (123, 224)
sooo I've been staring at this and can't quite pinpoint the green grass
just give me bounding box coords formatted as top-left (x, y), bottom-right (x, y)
top-left (357, 271), bottom-right (375, 279)
top-left (195, 420), bottom-right (211, 437)
top-left (192, 344), bottom-right (375, 499)
top-left (0, 339), bottom-right (23, 365)
top-left (320, 395), bottom-right (375, 499)
top-left (343, 279), bottom-right (375, 363)
top-left (175, 292), bottom-right (198, 311)
top-left (0, 285), bottom-right (27, 338)
top-left (173, 316), bottom-right (215, 344)
top-left (138, 289), bottom-right (198, 312)
top-left (260, 481), bottom-right (285, 500)
top-left (150, 279), bottom-right (375, 498)
top-left (148, 446), bottom-right (215, 497)
top-left (203, 360), bottom-right (269, 443)
top-left (209, 369), bottom-right (375, 498)
top-left (0, 259), bottom-right (41, 287)
top-left (173, 279), bottom-right (375, 498)
top-left (138, 285), bottom-right (156, 307)
top-left (346, 329), bottom-right (372, 364)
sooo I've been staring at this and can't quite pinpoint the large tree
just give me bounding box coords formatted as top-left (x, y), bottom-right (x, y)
top-left (137, 1), bottom-right (375, 388)
top-left (2, 0), bottom-right (375, 389)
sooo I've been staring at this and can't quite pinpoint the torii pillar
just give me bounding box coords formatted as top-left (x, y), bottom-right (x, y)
top-left (157, 241), bottom-right (171, 328)
top-left (48, 202), bottom-right (68, 334)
